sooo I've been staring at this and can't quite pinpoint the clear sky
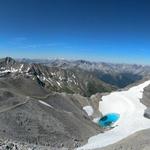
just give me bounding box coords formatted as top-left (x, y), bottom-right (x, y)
top-left (0, 0), bottom-right (150, 64)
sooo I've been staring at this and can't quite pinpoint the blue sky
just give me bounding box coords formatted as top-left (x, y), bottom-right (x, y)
top-left (0, 0), bottom-right (150, 64)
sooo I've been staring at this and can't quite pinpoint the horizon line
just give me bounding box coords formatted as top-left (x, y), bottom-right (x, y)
top-left (1, 56), bottom-right (150, 67)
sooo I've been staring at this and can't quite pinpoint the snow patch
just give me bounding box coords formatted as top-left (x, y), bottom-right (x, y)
top-left (92, 117), bottom-right (100, 123)
top-left (72, 74), bottom-right (76, 78)
top-left (59, 76), bottom-right (64, 81)
top-left (56, 81), bottom-right (62, 87)
top-left (39, 100), bottom-right (53, 108)
top-left (26, 67), bottom-right (30, 72)
top-left (51, 72), bottom-right (55, 76)
top-left (0, 68), bottom-right (18, 73)
top-left (78, 80), bottom-right (150, 150)
top-left (42, 76), bottom-right (46, 81)
top-left (83, 106), bottom-right (93, 116)
top-left (19, 64), bottom-right (24, 72)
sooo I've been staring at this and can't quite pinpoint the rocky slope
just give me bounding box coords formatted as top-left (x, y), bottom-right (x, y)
top-left (0, 75), bottom-right (103, 149)
top-left (0, 57), bottom-right (149, 149)
top-left (0, 57), bottom-right (106, 149)
top-left (20, 58), bottom-right (150, 88)
top-left (1, 57), bottom-right (115, 97)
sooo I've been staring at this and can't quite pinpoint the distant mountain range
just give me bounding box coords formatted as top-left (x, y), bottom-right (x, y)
top-left (0, 57), bottom-right (149, 97)
top-left (0, 57), bottom-right (150, 149)
top-left (18, 58), bottom-right (150, 75)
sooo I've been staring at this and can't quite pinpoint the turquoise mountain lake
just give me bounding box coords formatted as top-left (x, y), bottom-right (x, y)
top-left (99, 113), bottom-right (120, 127)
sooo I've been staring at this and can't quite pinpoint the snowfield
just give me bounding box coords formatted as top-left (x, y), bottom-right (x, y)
top-left (83, 106), bottom-right (94, 116)
top-left (78, 80), bottom-right (150, 150)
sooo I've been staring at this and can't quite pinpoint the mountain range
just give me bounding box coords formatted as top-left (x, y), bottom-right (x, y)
top-left (0, 57), bottom-right (150, 149)
top-left (18, 57), bottom-right (150, 95)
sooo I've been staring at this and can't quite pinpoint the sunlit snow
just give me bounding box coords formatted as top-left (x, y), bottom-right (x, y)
top-left (78, 80), bottom-right (150, 150)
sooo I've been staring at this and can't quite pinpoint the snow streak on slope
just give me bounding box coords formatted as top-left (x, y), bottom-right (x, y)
top-left (78, 80), bottom-right (150, 150)
top-left (83, 106), bottom-right (94, 116)
top-left (38, 100), bottom-right (53, 108)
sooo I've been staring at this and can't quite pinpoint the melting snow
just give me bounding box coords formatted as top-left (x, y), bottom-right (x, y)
top-left (78, 80), bottom-right (150, 150)
top-left (92, 117), bottom-right (100, 123)
top-left (19, 64), bottom-right (24, 72)
top-left (59, 76), bottom-right (63, 81)
top-left (0, 68), bottom-right (18, 73)
top-left (26, 67), bottom-right (30, 72)
top-left (83, 106), bottom-right (94, 116)
top-left (72, 74), bottom-right (76, 78)
top-left (56, 81), bottom-right (62, 87)
top-left (67, 78), bottom-right (73, 83)
top-left (39, 100), bottom-right (53, 108)
top-left (42, 76), bottom-right (46, 81)
top-left (51, 72), bottom-right (55, 76)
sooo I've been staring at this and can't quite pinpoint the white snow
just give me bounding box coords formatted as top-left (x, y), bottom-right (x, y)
top-left (42, 76), bottom-right (46, 81)
top-left (0, 68), bottom-right (18, 73)
top-left (59, 76), bottom-right (65, 81)
top-left (26, 67), bottom-right (30, 72)
top-left (72, 74), bottom-right (76, 78)
top-left (38, 100), bottom-right (53, 108)
top-left (78, 80), bottom-right (150, 150)
top-left (67, 78), bottom-right (73, 83)
top-left (37, 75), bottom-right (45, 81)
top-left (26, 73), bottom-right (32, 76)
top-left (92, 117), bottom-right (100, 123)
top-left (19, 64), bottom-right (24, 72)
top-left (56, 81), bottom-right (62, 87)
top-left (11, 67), bottom-right (18, 73)
top-left (83, 106), bottom-right (94, 116)
top-left (51, 72), bottom-right (55, 76)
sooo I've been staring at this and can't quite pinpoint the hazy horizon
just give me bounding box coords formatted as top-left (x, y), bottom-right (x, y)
top-left (1, 56), bottom-right (150, 66)
top-left (0, 0), bottom-right (150, 65)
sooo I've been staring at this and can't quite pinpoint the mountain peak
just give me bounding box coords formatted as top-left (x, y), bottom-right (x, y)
top-left (4, 57), bottom-right (16, 65)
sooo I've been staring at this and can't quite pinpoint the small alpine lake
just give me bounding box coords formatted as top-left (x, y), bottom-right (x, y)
top-left (98, 113), bottom-right (120, 127)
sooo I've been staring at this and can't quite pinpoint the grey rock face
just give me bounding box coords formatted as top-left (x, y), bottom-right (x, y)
top-left (0, 74), bottom-right (102, 149)
top-left (144, 108), bottom-right (150, 119)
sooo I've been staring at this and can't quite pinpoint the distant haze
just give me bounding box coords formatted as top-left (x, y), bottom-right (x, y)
top-left (0, 0), bottom-right (150, 65)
